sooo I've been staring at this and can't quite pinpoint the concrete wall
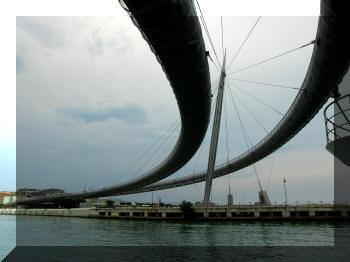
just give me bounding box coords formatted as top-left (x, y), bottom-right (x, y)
top-left (1, 204), bottom-right (349, 220)
top-left (0, 208), bottom-right (91, 217)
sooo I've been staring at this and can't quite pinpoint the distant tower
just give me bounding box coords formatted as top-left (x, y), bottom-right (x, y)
top-left (283, 177), bottom-right (288, 205)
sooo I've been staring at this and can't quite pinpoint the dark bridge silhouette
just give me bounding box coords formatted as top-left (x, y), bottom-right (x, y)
top-left (18, 0), bottom-right (349, 205)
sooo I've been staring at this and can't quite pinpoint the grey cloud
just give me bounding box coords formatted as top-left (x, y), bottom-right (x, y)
top-left (17, 17), bottom-right (64, 48)
top-left (86, 29), bottom-right (104, 56)
top-left (16, 55), bottom-right (24, 74)
top-left (58, 105), bottom-right (148, 124)
top-left (108, 37), bottom-right (130, 53)
top-left (232, 172), bottom-right (256, 179)
top-left (15, 16), bottom-right (334, 204)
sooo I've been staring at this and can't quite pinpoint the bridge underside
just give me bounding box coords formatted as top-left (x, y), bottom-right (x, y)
top-left (118, 0), bottom-right (350, 196)
top-left (18, 0), bottom-right (212, 205)
top-left (17, 0), bottom-right (350, 204)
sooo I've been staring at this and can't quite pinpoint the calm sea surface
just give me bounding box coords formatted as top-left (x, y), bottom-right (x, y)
top-left (2, 215), bottom-right (350, 260)
top-left (0, 216), bottom-right (15, 261)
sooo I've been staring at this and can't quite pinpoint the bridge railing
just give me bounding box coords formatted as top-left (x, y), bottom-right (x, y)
top-left (324, 94), bottom-right (350, 144)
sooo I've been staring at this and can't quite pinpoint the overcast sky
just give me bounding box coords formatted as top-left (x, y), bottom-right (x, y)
top-left (2, 1), bottom-right (341, 204)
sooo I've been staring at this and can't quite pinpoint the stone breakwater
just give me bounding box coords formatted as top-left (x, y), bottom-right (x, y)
top-left (1, 204), bottom-right (350, 220)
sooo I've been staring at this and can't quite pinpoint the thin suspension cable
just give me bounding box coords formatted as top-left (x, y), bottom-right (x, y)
top-left (192, 183), bottom-right (203, 199)
top-left (227, 16), bottom-right (261, 70)
top-left (221, 16), bottom-right (224, 58)
top-left (113, 118), bottom-right (180, 185)
top-left (200, 16), bottom-right (221, 68)
top-left (208, 55), bottom-right (221, 73)
top-left (173, 87), bottom-right (220, 200)
top-left (231, 83), bottom-right (276, 192)
top-left (195, 0), bottom-right (222, 68)
top-left (129, 76), bottom-right (221, 196)
top-left (227, 40), bottom-right (316, 75)
top-left (173, 85), bottom-right (219, 184)
top-left (175, 81), bottom-right (218, 200)
top-left (148, 123), bottom-right (181, 173)
top-left (174, 78), bottom-right (218, 184)
top-left (135, 121), bottom-right (179, 178)
top-left (126, 127), bottom-right (180, 184)
top-left (192, 87), bottom-right (219, 175)
top-left (199, 15), bottom-right (221, 70)
top-left (192, 137), bottom-right (206, 175)
top-left (232, 90), bottom-right (269, 134)
top-left (166, 78), bottom-right (221, 184)
top-left (131, 121), bottom-right (181, 181)
top-left (227, 83), bottom-right (263, 191)
top-left (211, 78), bottom-right (220, 96)
top-left (230, 81), bottom-right (284, 116)
top-left (114, 122), bottom-right (179, 186)
top-left (182, 162), bottom-right (202, 199)
top-left (228, 78), bottom-right (301, 91)
top-left (229, 82), bottom-right (277, 193)
top-left (226, 81), bottom-right (263, 191)
top-left (266, 152), bottom-right (276, 191)
top-left (201, 17), bottom-right (221, 69)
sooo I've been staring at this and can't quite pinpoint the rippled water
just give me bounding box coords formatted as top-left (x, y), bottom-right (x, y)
top-left (3, 215), bottom-right (350, 260)
top-left (13, 215), bottom-right (338, 246)
top-left (0, 216), bottom-right (16, 261)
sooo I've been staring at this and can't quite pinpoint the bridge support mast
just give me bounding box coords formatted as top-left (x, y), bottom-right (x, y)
top-left (204, 50), bottom-right (227, 203)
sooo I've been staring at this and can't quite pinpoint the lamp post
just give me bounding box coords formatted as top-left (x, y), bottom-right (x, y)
top-left (88, 187), bottom-right (92, 207)
top-left (283, 177), bottom-right (288, 206)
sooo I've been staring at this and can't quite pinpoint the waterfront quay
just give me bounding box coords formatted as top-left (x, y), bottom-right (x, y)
top-left (1, 204), bottom-right (350, 220)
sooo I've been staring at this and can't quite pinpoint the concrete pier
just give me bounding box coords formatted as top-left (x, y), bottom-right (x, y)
top-left (1, 204), bottom-right (350, 220)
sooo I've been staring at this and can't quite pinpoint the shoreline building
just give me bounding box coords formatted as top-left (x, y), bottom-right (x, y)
top-left (0, 191), bottom-right (16, 207)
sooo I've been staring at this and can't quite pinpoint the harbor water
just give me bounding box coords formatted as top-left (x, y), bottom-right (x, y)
top-left (0, 216), bottom-right (15, 261)
top-left (2, 215), bottom-right (350, 260)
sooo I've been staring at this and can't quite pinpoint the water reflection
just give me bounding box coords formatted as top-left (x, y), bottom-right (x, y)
top-left (0, 216), bottom-right (16, 261)
top-left (13, 216), bottom-right (340, 247)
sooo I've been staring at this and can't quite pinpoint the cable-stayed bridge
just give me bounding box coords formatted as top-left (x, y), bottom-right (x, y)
top-left (17, 0), bottom-right (349, 205)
